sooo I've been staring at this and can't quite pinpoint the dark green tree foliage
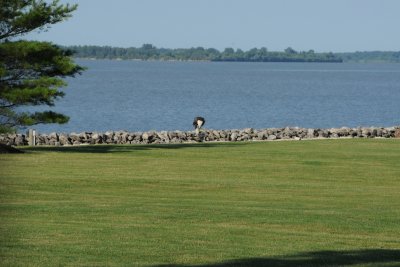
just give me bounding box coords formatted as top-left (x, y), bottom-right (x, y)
top-left (0, 0), bottom-right (83, 133)
top-left (68, 45), bottom-right (400, 63)
top-left (67, 44), bottom-right (344, 63)
top-left (336, 51), bottom-right (400, 63)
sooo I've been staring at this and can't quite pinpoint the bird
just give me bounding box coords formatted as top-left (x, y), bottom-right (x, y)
top-left (193, 116), bottom-right (205, 135)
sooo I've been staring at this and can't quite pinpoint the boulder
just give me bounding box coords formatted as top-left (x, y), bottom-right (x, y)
top-left (361, 128), bottom-right (371, 137)
top-left (395, 128), bottom-right (400, 138)
top-left (49, 132), bottom-right (59, 140)
top-left (78, 132), bottom-right (87, 140)
top-left (104, 131), bottom-right (114, 140)
top-left (371, 128), bottom-right (378, 137)
top-left (337, 127), bottom-right (350, 137)
top-left (59, 134), bottom-right (71, 145)
top-left (283, 127), bottom-right (293, 138)
top-left (349, 129), bottom-right (358, 137)
top-left (178, 131), bottom-right (187, 140)
top-left (157, 131), bottom-right (169, 142)
top-left (212, 130), bottom-right (221, 139)
top-left (243, 128), bottom-right (253, 134)
top-left (240, 134), bottom-right (250, 141)
top-left (257, 130), bottom-right (267, 140)
top-left (14, 135), bottom-right (25, 146)
top-left (70, 133), bottom-right (80, 141)
top-left (219, 130), bottom-right (227, 139)
top-left (134, 133), bottom-right (142, 141)
top-left (230, 132), bottom-right (238, 141)
top-left (91, 133), bottom-right (100, 140)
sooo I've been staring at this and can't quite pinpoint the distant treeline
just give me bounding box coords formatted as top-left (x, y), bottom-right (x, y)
top-left (65, 44), bottom-right (400, 63)
top-left (65, 44), bottom-right (342, 63)
top-left (336, 51), bottom-right (400, 63)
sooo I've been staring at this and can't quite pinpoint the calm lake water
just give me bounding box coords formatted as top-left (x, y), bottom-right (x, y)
top-left (32, 60), bottom-right (400, 133)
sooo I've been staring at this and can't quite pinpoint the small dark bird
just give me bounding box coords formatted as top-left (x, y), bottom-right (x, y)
top-left (193, 116), bottom-right (205, 134)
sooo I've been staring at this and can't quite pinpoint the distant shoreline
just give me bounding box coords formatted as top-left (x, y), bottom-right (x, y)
top-left (64, 44), bottom-right (400, 63)
top-left (73, 57), bottom-right (343, 63)
top-left (65, 44), bottom-right (343, 63)
top-left (72, 57), bottom-right (400, 64)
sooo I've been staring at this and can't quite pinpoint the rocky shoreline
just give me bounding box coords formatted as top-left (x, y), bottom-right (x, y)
top-left (1, 126), bottom-right (400, 147)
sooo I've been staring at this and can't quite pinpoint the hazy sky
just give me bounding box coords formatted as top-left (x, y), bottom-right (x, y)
top-left (26, 0), bottom-right (400, 52)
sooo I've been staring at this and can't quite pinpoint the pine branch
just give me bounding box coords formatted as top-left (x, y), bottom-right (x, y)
top-left (0, 0), bottom-right (77, 41)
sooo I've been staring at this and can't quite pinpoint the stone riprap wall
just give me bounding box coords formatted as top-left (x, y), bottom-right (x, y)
top-left (1, 126), bottom-right (399, 146)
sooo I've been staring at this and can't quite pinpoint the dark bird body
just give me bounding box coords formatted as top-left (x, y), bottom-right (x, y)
top-left (193, 116), bottom-right (205, 132)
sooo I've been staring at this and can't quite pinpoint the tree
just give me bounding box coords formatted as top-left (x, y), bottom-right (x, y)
top-left (0, 0), bottom-right (84, 133)
top-left (246, 48), bottom-right (260, 61)
top-left (284, 47), bottom-right (297, 54)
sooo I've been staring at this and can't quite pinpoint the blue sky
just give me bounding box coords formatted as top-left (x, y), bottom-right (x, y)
top-left (26, 0), bottom-right (400, 52)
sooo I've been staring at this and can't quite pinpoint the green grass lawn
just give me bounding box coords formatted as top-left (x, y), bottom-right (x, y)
top-left (1, 139), bottom-right (400, 266)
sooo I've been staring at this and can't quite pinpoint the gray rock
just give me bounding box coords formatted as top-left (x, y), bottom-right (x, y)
top-left (171, 137), bottom-right (182, 143)
top-left (371, 128), bottom-right (378, 137)
top-left (207, 133), bottom-right (215, 141)
top-left (240, 134), bottom-right (250, 141)
top-left (395, 128), bottom-right (400, 138)
top-left (230, 132), bottom-right (238, 141)
top-left (257, 130), bottom-right (267, 140)
top-left (338, 127), bottom-right (350, 137)
top-left (70, 133), bottom-right (80, 141)
top-left (105, 131), bottom-right (114, 138)
top-left (283, 127), bottom-right (293, 137)
top-left (219, 131), bottom-right (227, 138)
top-left (361, 128), bottom-right (371, 137)
top-left (157, 131), bottom-right (169, 142)
top-left (319, 130), bottom-right (329, 138)
top-left (212, 130), bottom-right (221, 139)
top-left (14, 135), bottom-right (25, 146)
top-left (376, 128), bottom-right (383, 137)
top-left (349, 129), bottom-right (358, 137)
top-left (49, 132), bottom-right (58, 140)
top-left (121, 132), bottom-right (129, 142)
top-left (307, 129), bottom-right (316, 138)
top-left (79, 132), bottom-right (87, 139)
top-left (134, 133), bottom-right (142, 140)
top-left (59, 134), bottom-right (71, 145)
top-left (244, 128), bottom-right (253, 134)
top-left (92, 133), bottom-right (100, 140)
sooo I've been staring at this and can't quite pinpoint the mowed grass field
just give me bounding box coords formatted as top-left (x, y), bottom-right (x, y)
top-left (1, 139), bottom-right (400, 266)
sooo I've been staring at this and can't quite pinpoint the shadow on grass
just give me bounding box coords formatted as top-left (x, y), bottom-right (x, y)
top-left (154, 249), bottom-right (400, 267)
top-left (20, 142), bottom-right (247, 154)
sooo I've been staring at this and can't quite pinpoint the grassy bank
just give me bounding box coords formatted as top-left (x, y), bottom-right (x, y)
top-left (1, 139), bottom-right (400, 266)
